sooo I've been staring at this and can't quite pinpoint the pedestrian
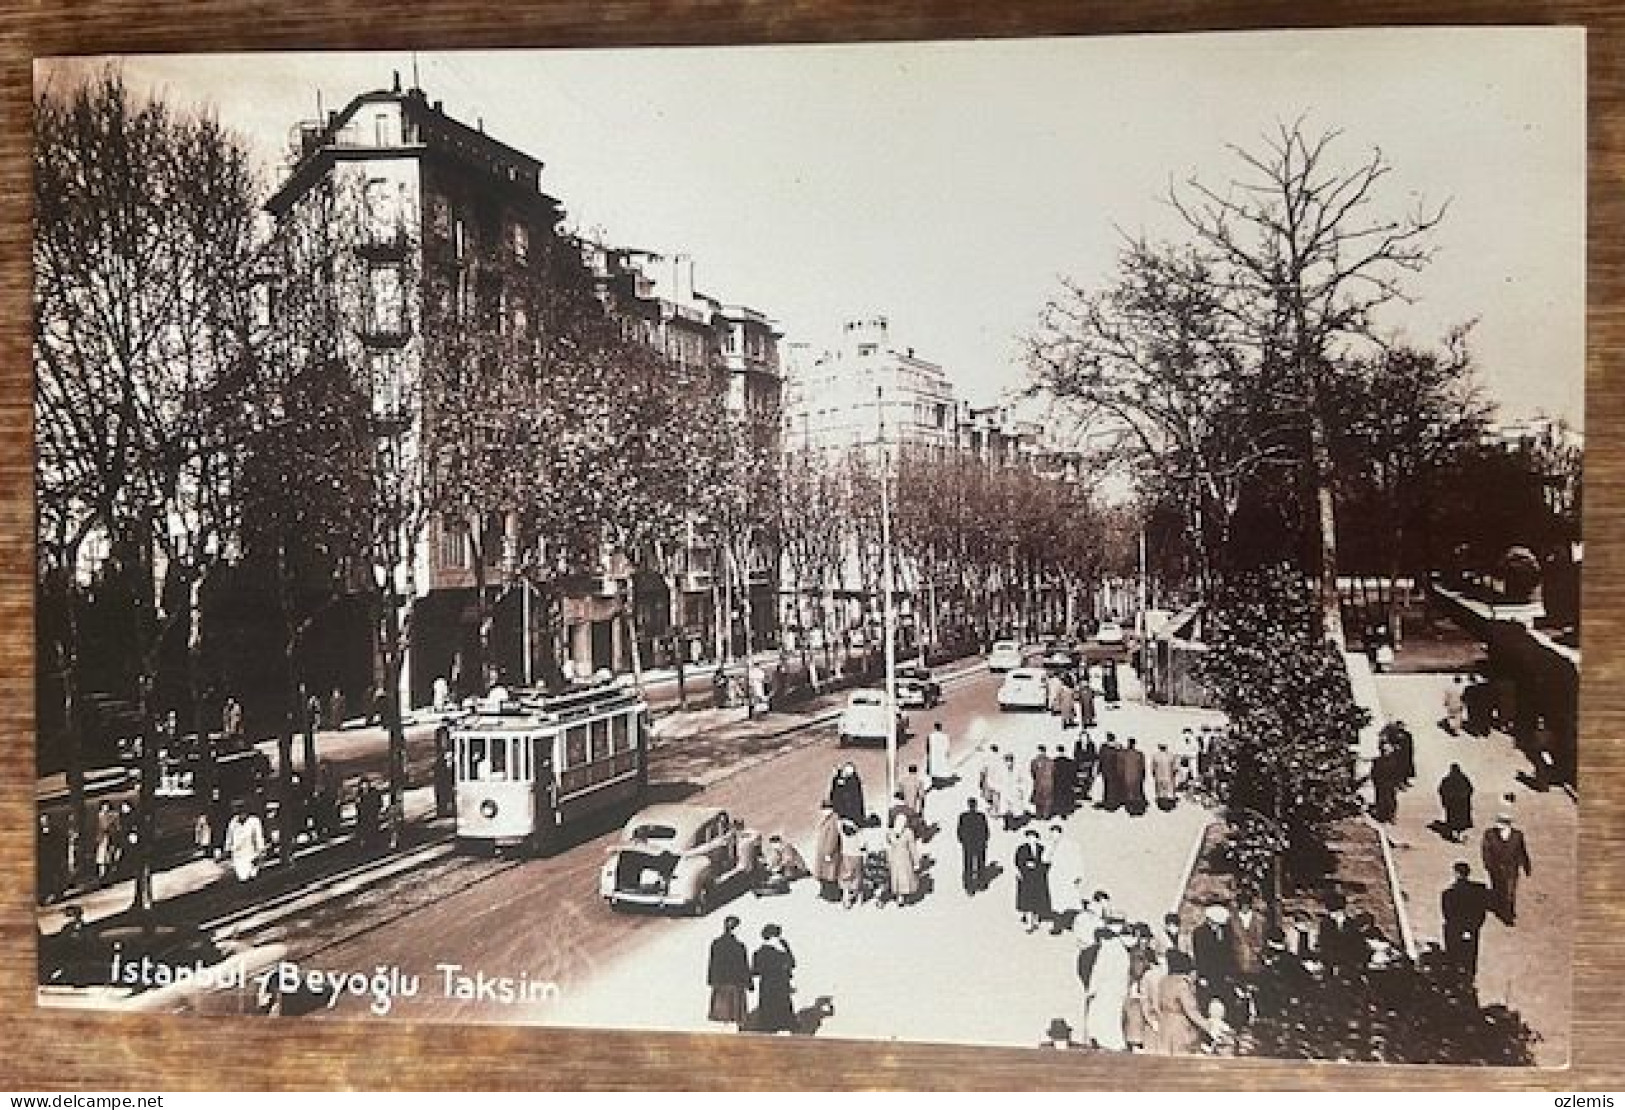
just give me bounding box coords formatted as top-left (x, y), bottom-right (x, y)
top-left (1438, 762), bottom-right (1475, 843)
top-left (837, 818), bottom-right (864, 909)
top-left (1121, 737), bottom-right (1148, 816)
top-left (756, 833), bottom-right (808, 895)
top-left (1031, 744), bottom-right (1055, 820)
top-left (1056, 679), bottom-right (1078, 731)
top-left (1015, 828), bottom-right (1052, 933)
top-left (1191, 904), bottom-right (1237, 1009)
top-left (1052, 743), bottom-right (1076, 817)
top-left (999, 752), bottom-right (1029, 831)
top-left (886, 811), bottom-right (921, 907)
top-left (1481, 810), bottom-right (1533, 925)
top-left (222, 800), bottom-right (265, 883)
top-left (1098, 733), bottom-right (1124, 811)
top-left (37, 813), bottom-right (64, 904)
top-left (979, 743), bottom-right (1005, 816)
top-left (1442, 676), bottom-right (1466, 735)
top-left (1316, 892), bottom-right (1365, 980)
top-left (706, 915), bottom-right (752, 1031)
top-left (221, 696), bottom-right (244, 745)
top-left (433, 675), bottom-right (450, 714)
top-left (1151, 743), bottom-right (1178, 812)
top-left (356, 778), bottom-right (382, 849)
top-left (828, 762), bottom-right (865, 824)
top-left (1102, 658), bottom-right (1120, 704)
top-left (1153, 911), bottom-right (1185, 963)
top-left (812, 800), bottom-right (843, 902)
top-left (327, 687), bottom-right (345, 731)
top-left (957, 797), bottom-right (990, 895)
top-left (192, 811), bottom-right (213, 860)
top-left (898, 764), bottom-right (928, 833)
top-left (1047, 822), bottom-right (1085, 931)
top-left (1074, 735), bottom-right (1098, 805)
top-left (1370, 741), bottom-right (1401, 824)
top-left (1123, 923), bottom-right (1159, 1052)
top-left (93, 800), bottom-right (118, 884)
top-left (1084, 924), bottom-right (1131, 1051)
top-left (1149, 950), bottom-right (1209, 1056)
top-left (1388, 721), bottom-right (1417, 786)
top-left (1079, 678), bottom-right (1097, 729)
top-left (1230, 892), bottom-right (1266, 988)
top-left (926, 722), bottom-right (952, 786)
top-left (750, 924), bottom-right (797, 1034)
top-left (1441, 861), bottom-right (1493, 979)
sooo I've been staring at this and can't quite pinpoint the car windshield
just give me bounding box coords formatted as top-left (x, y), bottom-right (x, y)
top-left (994, 642), bottom-right (1018, 652)
top-left (851, 692), bottom-right (884, 706)
top-left (628, 823), bottom-right (678, 842)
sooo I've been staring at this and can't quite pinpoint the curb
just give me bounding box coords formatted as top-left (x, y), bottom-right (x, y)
top-left (1172, 816), bottom-right (1214, 916)
top-left (1365, 814), bottom-right (1420, 959)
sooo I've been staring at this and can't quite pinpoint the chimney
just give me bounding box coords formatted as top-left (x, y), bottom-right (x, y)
top-left (392, 70), bottom-right (402, 93)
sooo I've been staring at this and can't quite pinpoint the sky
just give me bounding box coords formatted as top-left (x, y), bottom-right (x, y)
top-left (37, 28), bottom-right (1586, 424)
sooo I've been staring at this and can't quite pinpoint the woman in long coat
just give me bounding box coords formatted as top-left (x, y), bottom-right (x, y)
top-left (812, 802), bottom-right (843, 899)
top-left (751, 924), bottom-right (797, 1034)
top-left (1085, 929), bottom-right (1131, 1051)
top-left (886, 812), bottom-right (921, 906)
top-left (1014, 830), bottom-right (1052, 932)
top-left (1438, 763), bottom-right (1475, 843)
top-left (1150, 950), bottom-right (1209, 1055)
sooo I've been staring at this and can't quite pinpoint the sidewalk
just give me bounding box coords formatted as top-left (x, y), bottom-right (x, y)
top-left (547, 673), bottom-right (1224, 1046)
top-left (1373, 671), bottom-right (1574, 1066)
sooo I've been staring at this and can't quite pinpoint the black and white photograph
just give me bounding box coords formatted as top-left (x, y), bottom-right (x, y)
top-left (32, 29), bottom-right (1582, 1066)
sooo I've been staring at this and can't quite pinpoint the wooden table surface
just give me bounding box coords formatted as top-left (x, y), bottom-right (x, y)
top-left (2, 0), bottom-right (1621, 1090)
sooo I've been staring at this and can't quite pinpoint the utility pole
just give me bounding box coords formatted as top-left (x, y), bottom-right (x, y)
top-left (878, 386), bottom-right (899, 804)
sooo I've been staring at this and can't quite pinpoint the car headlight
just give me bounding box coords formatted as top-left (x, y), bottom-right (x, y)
top-left (480, 798), bottom-right (498, 819)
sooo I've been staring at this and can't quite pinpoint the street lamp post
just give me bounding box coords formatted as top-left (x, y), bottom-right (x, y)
top-left (877, 386), bottom-right (899, 804)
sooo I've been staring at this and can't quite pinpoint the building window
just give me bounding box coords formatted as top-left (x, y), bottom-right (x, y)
top-left (453, 217), bottom-right (466, 261)
top-left (369, 351), bottom-right (406, 418)
top-left (428, 195), bottom-right (450, 240)
top-left (364, 177), bottom-right (397, 244)
top-left (512, 223), bottom-right (529, 264)
top-left (368, 264), bottom-right (404, 335)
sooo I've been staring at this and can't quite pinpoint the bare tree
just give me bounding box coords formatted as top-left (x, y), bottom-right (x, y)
top-left (35, 71), bottom-right (260, 910)
top-left (1169, 122), bottom-right (1448, 645)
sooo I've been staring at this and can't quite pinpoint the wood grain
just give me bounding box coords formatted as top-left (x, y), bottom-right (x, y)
top-left (3, 0), bottom-right (1622, 1090)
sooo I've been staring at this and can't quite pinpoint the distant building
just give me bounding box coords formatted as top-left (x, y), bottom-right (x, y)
top-left (783, 317), bottom-right (957, 457)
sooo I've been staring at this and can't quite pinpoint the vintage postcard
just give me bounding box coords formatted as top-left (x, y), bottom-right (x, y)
top-left (33, 29), bottom-right (1581, 1067)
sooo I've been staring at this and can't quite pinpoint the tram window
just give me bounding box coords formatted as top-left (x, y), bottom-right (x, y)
top-left (515, 736), bottom-right (530, 781)
top-left (611, 715), bottom-right (629, 753)
top-left (565, 725), bottom-right (588, 767)
top-left (590, 718), bottom-right (611, 761)
top-left (489, 737), bottom-right (508, 780)
top-left (463, 736), bottom-right (487, 779)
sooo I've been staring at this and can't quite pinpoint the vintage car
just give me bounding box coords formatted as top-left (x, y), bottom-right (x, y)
top-left (600, 803), bottom-right (761, 915)
top-left (837, 688), bottom-right (907, 746)
top-left (997, 667), bottom-right (1050, 711)
top-left (1094, 620), bottom-right (1127, 646)
top-left (987, 640), bottom-right (1024, 672)
top-left (895, 664), bottom-right (942, 709)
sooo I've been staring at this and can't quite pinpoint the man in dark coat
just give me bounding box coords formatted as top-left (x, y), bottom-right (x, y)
top-left (1102, 658), bottom-right (1120, 704)
top-left (1370, 742), bottom-right (1401, 824)
top-left (1098, 734), bottom-right (1123, 811)
top-left (706, 915), bottom-right (752, 1031)
top-left (1120, 738), bottom-right (1148, 816)
top-left (1079, 681), bottom-right (1097, 728)
top-left (750, 924), bottom-right (797, 1034)
top-left (1440, 861), bottom-right (1493, 979)
top-left (1316, 892), bottom-right (1366, 980)
top-left (1437, 763), bottom-right (1475, 843)
top-left (1481, 812), bottom-right (1534, 924)
top-left (1052, 747), bottom-right (1076, 817)
top-left (1191, 904), bottom-right (1238, 1008)
top-left (956, 797), bottom-right (990, 895)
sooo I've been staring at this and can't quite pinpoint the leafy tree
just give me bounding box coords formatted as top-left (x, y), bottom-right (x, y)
top-left (1197, 564), bottom-right (1367, 902)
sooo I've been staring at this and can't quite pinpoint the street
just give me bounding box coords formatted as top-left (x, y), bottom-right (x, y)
top-left (160, 663), bottom-right (1221, 1048)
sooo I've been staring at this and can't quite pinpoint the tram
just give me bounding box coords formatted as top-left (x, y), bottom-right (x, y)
top-left (451, 682), bottom-right (650, 854)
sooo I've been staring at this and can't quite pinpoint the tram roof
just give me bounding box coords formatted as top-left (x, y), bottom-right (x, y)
top-left (451, 681), bottom-right (646, 731)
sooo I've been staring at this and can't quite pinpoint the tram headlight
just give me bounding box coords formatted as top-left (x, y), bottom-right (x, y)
top-left (480, 798), bottom-right (499, 819)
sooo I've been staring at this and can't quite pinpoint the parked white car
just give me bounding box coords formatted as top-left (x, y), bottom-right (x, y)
top-left (997, 667), bottom-right (1050, 711)
top-left (987, 640), bottom-right (1024, 672)
top-left (1094, 621), bottom-right (1126, 646)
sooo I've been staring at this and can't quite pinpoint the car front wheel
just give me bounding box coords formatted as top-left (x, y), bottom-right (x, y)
top-left (692, 880), bottom-right (714, 917)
